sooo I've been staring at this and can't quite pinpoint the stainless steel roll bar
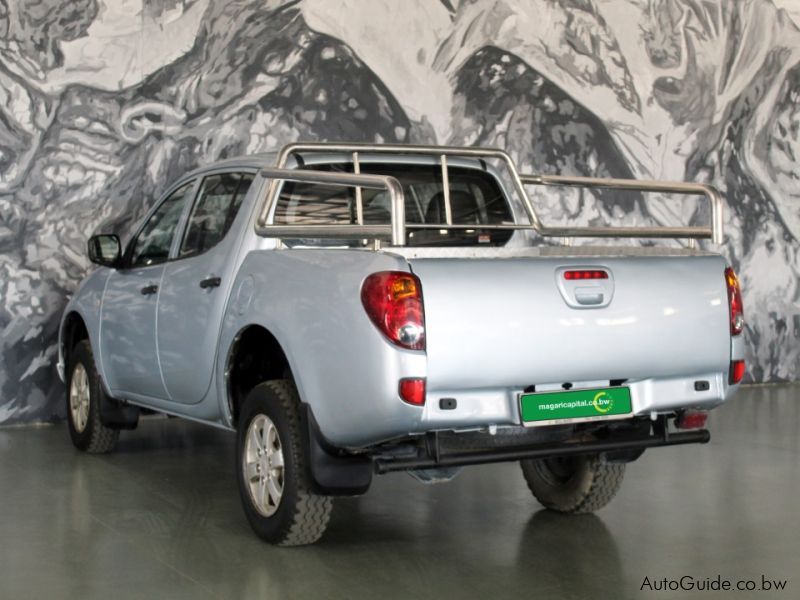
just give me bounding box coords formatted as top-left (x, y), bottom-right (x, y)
top-left (523, 174), bottom-right (724, 244)
top-left (255, 142), bottom-right (724, 246)
top-left (256, 167), bottom-right (406, 243)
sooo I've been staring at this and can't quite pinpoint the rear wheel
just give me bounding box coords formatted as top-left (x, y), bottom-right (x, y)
top-left (236, 379), bottom-right (332, 546)
top-left (66, 340), bottom-right (119, 453)
top-left (520, 454), bottom-right (624, 513)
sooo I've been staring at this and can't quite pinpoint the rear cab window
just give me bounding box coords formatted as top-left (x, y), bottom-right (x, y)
top-left (274, 163), bottom-right (514, 247)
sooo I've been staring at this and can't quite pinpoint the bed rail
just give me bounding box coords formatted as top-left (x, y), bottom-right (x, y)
top-left (254, 142), bottom-right (724, 246)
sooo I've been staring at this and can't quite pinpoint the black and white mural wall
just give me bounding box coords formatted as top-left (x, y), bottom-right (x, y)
top-left (1, 0), bottom-right (798, 423)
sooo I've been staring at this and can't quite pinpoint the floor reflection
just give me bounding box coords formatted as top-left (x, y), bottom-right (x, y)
top-left (0, 384), bottom-right (797, 599)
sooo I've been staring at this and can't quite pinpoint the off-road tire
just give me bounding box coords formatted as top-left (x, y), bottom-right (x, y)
top-left (520, 454), bottom-right (625, 513)
top-left (236, 379), bottom-right (332, 546)
top-left (66, 340), bottom-right (120, 453)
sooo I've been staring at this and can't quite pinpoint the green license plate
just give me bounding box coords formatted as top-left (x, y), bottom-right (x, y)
top-left (519, 387), bottom-right (632, 426)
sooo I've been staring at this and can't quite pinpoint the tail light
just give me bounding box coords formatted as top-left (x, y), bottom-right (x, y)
top-left (729, 360), bottom-right (746, 385)
top-left (725, 267), bottom-right (744, 336)
top-left (361, 271), bottom-right (425, 350)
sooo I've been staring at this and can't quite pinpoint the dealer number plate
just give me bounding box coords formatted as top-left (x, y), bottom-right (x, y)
top-left (519, 387), bottom-right (632, 427)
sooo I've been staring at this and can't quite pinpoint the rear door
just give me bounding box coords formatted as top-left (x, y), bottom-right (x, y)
top-left (101, 180), bottom-right (196, 399)
top-left (156, 171), bottom-right (254, 404)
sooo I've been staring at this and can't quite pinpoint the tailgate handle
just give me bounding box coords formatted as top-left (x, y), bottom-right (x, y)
top-left (575, 289), bottom-right (604, 306)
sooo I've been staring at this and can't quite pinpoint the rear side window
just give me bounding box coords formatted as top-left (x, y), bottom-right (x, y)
top-left (180, 173), bottom-right (253, 257)
top-left (273, 163), bottom-right (513, 246)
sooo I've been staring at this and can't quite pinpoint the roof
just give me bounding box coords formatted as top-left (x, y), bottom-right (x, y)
top-left (180, 148), bottom-right (491, 178)
top-left (182, 152), bottom-right (279, 177)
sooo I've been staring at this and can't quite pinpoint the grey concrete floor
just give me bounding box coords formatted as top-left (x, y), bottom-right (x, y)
top-left (1, 385), bottom-right (798, 600)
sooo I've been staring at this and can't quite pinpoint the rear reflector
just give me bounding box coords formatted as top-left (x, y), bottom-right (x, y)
top-left (676, 411), bottom-right (708, 430)
top-left (729, 360), bottom-right (746, 385)
top-left (399, 378), bottom-right (426, 406)
top-left (564, 270), bottom-right (608, 280)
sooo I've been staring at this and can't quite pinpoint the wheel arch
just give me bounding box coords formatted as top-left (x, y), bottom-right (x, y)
top-left (225, 324), bottom-right (294, 428)
top-left (61, 310), bottom-right (90, 370)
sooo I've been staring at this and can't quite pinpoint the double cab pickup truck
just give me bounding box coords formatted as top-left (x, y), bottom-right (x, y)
top-left (59, 142), bottom-right (745, 546)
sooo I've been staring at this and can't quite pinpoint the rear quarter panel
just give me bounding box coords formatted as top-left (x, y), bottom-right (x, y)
top-left (218, 248), bottom-right (426, 447)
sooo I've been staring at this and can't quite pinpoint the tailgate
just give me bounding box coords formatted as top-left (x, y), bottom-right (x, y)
top-left (409, 254), bottom-right (730, 391)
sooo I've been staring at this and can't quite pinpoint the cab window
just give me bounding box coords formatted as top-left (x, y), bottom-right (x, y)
top-left (274, 163), bottom-right (512, 247)
top-left (180, 173), bottom-right (253, 258)
top-left (130, 181), bottom-right (194, 267)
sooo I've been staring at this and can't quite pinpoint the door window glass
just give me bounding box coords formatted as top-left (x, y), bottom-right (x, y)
top-left (179, 173), bottom-right (253, 257)
top-left (130, 182), bottom-right (194, 267)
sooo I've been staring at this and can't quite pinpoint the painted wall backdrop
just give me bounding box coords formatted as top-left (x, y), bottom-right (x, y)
top-left (0, 0), bottom-right (798, 424)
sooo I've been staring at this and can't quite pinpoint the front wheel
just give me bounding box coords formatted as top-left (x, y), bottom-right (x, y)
top-left (66, 340), bottom-right (119, 453)
top-left (520, 454), bottom-right (625, 514)
top-left (236, 379), bottom-right (332, 546)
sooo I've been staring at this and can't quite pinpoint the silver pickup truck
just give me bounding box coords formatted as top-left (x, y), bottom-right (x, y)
top-left (59, 143), bottom-right (745, 546)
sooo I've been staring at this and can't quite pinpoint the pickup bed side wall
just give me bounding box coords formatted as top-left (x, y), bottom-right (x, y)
top-left (218, 248), bottom-right (427, 447)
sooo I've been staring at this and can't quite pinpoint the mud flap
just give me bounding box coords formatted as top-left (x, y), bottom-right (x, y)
top-left (99, 397), bottom-right (140, 430)
top-left (299, 404), bottom-right (373, 496)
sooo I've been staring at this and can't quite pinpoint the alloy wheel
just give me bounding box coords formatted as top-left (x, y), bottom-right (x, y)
top-left (243, 414), bottom-right (285, 517)
top-left (69, 363), bottom-right (90, 433)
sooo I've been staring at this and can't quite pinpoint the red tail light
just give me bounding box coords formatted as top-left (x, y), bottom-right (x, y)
top-left (564, 270), bottom-right (608, 280)
top-left (399, 378), bottom-right (426, 406)
top-left (729, 360), bottom-right (746, 385)
top-left (361, 271), bottom-right (425, 350)
top-left (725, 267), bottom-right (744, 336)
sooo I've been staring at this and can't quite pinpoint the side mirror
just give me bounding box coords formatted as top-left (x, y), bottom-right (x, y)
top-left (88, 234), bottom-right (121, 268)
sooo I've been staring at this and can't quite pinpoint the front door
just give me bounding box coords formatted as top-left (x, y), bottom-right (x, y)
top-left (100, 181), bottom-right (195, 399)
top-left (157, 172), bottom-right (254, 404)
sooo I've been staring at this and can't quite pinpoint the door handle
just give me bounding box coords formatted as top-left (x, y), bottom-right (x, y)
top-left (140, 284), bottom-right (158, 295)
top-left (199, 276), bottom-right (221, 289)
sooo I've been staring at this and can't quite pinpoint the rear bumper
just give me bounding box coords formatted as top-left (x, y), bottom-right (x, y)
top-left (415, 372), bottom-right (738, 434)
top-left (305, 407), bottom-right (710, 495)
